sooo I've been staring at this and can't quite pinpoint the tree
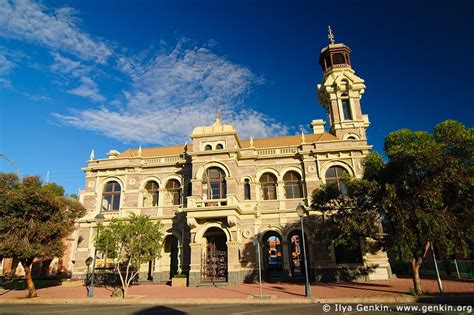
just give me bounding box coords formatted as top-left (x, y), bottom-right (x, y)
top-left (311, 120), bottom-right (473, 296)
top-left (0, 174), bottom-right (86, 297)
top-left (95, 213), bottom-right (164, 298)
top-left (42, 182), bottom-right (65, 197)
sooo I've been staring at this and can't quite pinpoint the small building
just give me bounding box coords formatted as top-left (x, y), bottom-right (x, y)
top-left (67, 31), bottom-right (391, 285)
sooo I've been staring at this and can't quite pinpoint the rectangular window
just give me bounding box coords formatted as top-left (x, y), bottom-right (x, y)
top-left (112, 195), bottom-right (120, 210)
top-left (285, 184), bottom-right (302, 199)
top-left (341, 99), bottom-right (353, 120)
top-left (263, 185), bottom-right (277, 200)
top-left (102, 195), bottom-right (112, 211)
top-left (172, 191), bottom-right (180, 205)
top-left (210, 182), bottom-right (221, 199)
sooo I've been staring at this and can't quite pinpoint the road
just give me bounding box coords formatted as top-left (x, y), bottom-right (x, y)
top-left (0, 303), bottom-right (473, 315)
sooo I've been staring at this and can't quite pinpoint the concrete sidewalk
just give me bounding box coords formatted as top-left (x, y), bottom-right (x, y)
top-left (0, 278), bottom-right (473, 305)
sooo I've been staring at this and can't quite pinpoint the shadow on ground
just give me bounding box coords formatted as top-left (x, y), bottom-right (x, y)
top-left (1, 278), bottom-right (62, 291)
top-left (134, 306), bottom-right (186, 315)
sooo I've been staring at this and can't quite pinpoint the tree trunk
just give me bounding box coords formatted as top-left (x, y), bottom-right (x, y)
top-left (122, 286), bottom-right (128, 299)
top-left (21, 259), bottom-right (37, 298)
top-left (411, 258), bottom-right (423, 296)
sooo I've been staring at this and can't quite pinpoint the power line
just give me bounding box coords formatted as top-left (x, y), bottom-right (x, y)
top-left (0, 153), bottom-right (21, 178)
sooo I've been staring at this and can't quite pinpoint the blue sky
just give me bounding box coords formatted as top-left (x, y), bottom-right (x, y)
top-left (0, 0), bottom-right (473, 194)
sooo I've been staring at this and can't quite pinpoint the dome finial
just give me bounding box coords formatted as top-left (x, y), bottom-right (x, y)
top-left (215, 104), bottom-right (222, 125)
top-left (328, 25), bottom-right (335, 45)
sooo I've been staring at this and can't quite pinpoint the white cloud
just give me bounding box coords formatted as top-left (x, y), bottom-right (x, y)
top-left (0, 0), bottom-right (112, 63)
top-left (50, 52), bottom-right (90, 77)
top-left (0, 53), bottom-right (13, 74)
top-left (67, 76), bottom-right (105, 103)
top-left (54, 41), bottom-right (289, 145)
top-left (0, 51), bottom-right (14, 86)
top-left (50, 52), bottom-right (105, 102)
top-left (0, 1), bottom-right (289, 143)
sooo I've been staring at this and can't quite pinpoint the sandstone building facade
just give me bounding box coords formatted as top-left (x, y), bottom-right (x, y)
top-left (68, 33), bottom-right (391, 285)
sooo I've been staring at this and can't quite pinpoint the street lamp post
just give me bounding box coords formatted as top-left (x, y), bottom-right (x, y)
top-left (296, 203), bottom-right (311, 298)
top-left (87, 213), bottom-right (105, 298)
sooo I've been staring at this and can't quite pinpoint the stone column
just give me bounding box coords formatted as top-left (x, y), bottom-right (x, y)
top-left (152, 256), bottom-right (161, 283)
top-left (188, 242), bottom-right (204, 286)
top-left (281, 241), bottom-right (291, 280)
top-left (226, 241), bottom-right (241, 285)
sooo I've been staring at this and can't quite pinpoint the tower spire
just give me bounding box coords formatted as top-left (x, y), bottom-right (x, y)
top-left (328, 25), bottom-right (335, 45)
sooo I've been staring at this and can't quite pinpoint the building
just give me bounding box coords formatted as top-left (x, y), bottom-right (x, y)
top-left (68, 30), bottom-right (391, 286)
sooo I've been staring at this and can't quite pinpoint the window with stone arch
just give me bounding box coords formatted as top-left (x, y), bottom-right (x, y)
top-left (244, 178), bottom-right (251, 200)
top-left (143, 180), bottom-right (159, 207)
top-left (205, 144), bottom-right (212, 151)
top-left (216, 143), bottom-right (224, 150)
top-left (283, 171), bottom-right (303, 199)
top-left (102, 181), bottom-right (121, 211)
top-left (325, 166), bottom-right (349, 195)
top-left (166, 179), bottom-right (181, 205)
top-left (203, 167), bottom-right (226, 200)
top-left (260, 173), bottom-right (277, 200)
top-left (340, 93), bottom-right (353, 121)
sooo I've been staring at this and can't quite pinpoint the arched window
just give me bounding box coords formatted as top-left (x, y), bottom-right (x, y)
top-left (333, 53), bottom-right (345, 65)
top-left (244, 178), bottom-right (251, 200)
top-left (263, 232), bottom-right (283, 274)
top-left (260, 173), bottom-right (277, 200)
top-left (216, 143), bottom-right (224, 150)
top-left (283, 171), bottom-right (303, 199)
top-left (204, 167), bottom-right (226, 199)
top-left (102, 181), bottom-right (121, 211)
top-left (166, 179), bottom-right (181, 205)
top-left (341, 99), bottom-right (352, 120)
top-left (143, 180), bottom-right (159, 207)
top-left (325, 166), bottom-right (348, 195)
top-left (205, 144), bottom-right (212, 151)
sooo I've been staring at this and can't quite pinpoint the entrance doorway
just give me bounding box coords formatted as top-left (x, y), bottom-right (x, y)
top-left (288, 231), bottom-right (308, 279)
top-left (262, 231), bottom-right (284, 279)
top-left (164, 235), bottom-right (179, 280)
top-left (202, 227), bottom-right (227, 282)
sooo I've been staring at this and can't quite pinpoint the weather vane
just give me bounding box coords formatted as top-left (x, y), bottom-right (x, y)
top-left (328, 25), bottom-right (335, 45)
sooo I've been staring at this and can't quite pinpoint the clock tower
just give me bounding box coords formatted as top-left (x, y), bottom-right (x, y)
top-left (317, 26), bottom-right (370, 140)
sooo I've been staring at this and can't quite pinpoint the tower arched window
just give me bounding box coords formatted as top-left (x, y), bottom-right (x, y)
top-left (244, 178), bottom-right (251, 200)
top-left (283, 171), bottom-right (303, 199)
top-left (260, 173), bottom-right (277, 200)
top-left (341, 99), bottom-right (353, 120)
top-left (205, 144), bottom-right (212, 151)
top-left (325, 166), bottom-right (348, 195)
top-left (143, 180), bottom-right (159, 207)
top-left (204, 167), bottom-right (226, 199)
top-left (166, 179), bottom-right (181, 205)
top-left (102, 181), bottom-right (121, 211)
top-left (216, 143), bottom-right (224, 150)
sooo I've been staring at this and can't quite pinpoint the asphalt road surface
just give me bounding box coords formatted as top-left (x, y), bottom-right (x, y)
top-left (0, 303), bottom-right (473, 315)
